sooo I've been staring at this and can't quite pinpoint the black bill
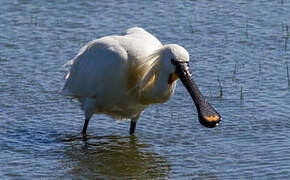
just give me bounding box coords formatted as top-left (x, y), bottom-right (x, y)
top-left (174, 61), bottom-right (221, 128)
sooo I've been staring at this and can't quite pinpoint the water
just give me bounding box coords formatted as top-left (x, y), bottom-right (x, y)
top-left (1, 0), bottom-right (290, 179)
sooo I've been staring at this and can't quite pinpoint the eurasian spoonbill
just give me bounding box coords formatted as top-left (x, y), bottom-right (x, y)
top-left (62, 27), bottom-right (221, 136)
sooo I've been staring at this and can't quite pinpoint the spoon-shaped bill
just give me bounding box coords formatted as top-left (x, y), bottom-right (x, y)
top-left (174, 61), bottom-right (221, 128)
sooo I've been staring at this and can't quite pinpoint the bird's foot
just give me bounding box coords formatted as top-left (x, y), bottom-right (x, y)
top-left (81, 131), bottom-right (88, 140)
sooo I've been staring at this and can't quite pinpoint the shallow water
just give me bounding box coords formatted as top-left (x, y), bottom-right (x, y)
top-left (1, 0), bottom-right (290, 179)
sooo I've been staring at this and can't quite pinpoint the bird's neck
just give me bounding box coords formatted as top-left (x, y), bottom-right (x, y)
top-left (139, 67), bottom-right (176, 105)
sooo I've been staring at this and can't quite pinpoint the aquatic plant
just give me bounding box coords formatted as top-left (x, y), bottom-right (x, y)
top-left (285, 25), bottom-right (289, 51)
top-left (245, 20), bottom-right (249, 39)
top-left (217, 75), bottom-right (223, 99)
top-left (286, 62), bottom-right (290, 87)
top-left (233, 62), bottom-right (237, 80)
top-left (240, 85), bottom-right (244, 101)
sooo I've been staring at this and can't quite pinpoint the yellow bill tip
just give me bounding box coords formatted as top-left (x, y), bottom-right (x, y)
top-left (204, 115), bottom-right (220, 122)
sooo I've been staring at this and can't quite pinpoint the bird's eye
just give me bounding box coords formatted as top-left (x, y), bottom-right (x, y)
top-left (171, 58), bottom-right (178, 65)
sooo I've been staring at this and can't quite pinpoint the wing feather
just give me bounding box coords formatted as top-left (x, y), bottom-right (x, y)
top-left (62, 38), bottom-right (127, 98)
top-left (62, 27), bottom-right (162, 101)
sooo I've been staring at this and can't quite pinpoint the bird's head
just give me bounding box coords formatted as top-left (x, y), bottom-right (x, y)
top-left (162, 44), bottom-right (221, 128)
top-left (159, 44), bottom-right (190, 75)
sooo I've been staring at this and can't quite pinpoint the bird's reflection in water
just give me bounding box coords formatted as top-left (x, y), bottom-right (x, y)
top-left (61, 135), bottom-right (171, 179)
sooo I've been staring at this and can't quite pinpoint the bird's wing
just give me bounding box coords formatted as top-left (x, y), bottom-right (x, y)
top-left (62, 37), bottom-right (127, 98)
top-left (62, 27), bottom-right (162, 99)
top-left (123, 27), bottom-right (162, 59)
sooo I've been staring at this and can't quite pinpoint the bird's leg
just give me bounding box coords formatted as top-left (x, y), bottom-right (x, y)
top-left (129, 112), bottom-right (142, 135)
top-left (130, 120), bottom-right (137, 135)
top-left (82, 98), bottom-right (97, 137)
top-left (82, 118), bottom-right (90, 136)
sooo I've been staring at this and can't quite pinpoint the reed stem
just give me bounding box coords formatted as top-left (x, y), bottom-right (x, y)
top-left (217, 75), bottom-right (223, 99)
top-left (286, 62), bottom-right (290, 87)
top-left (240, 85), bottom-right (244, 100)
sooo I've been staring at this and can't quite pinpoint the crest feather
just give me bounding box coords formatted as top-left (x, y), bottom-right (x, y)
top-left (127, 48), bottom-right (163, 97)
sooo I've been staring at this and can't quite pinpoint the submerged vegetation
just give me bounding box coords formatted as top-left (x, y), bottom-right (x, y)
top-left (217, 75), bottom-right (223, 99)
top-left (240, 85), bottom-right (244, 101)
top-left (286, 62), bottom-right (290, 88)
top-left (285, 25), bottom-right (289, 51)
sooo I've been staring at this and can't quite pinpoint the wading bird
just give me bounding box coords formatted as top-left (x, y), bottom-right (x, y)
top-left (62, 27), bottom-right (221, 136)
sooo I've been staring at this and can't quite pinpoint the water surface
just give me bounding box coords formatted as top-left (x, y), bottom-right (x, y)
top-left (1, 0), bottom-right (290, 179)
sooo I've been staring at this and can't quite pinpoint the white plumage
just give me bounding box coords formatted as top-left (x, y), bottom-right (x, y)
top-left (62, 27), bottom-right (221, 136)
